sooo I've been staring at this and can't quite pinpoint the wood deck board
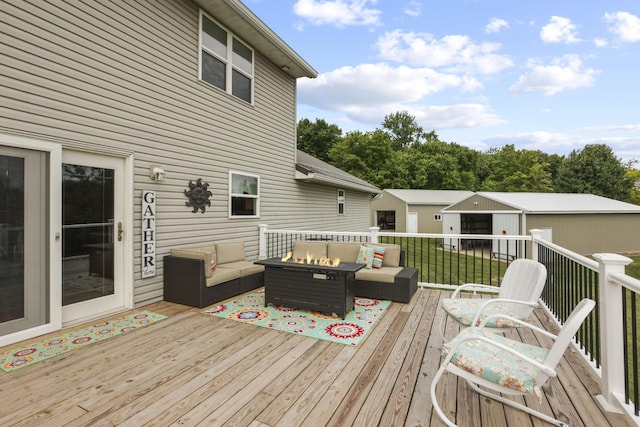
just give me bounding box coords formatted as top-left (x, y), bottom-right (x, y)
top-left (0, 288), bottom-right (627, 427)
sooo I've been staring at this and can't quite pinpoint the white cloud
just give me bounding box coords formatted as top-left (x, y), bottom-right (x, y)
top-left (482, 129), bottom-right (640, 162)
top-left (375, 30), bottom-right (513, 75)
top-left (404, 1), bottom-right (422, 17)
top-left (510, 55), bottom-right (599, 95)
top-left (298, 63), bottom-right (479, 108)
top-left (540, 16), bottom-right (581, 43)
top-left (593, 38), bottom-right (608, 47)
top-left (582, 124), bottom-right (640, 133)
top-left (292, 0), bottom-right (381, 27)
top-left (484, 131), bottom-right (576, 153)
top-left (604, 11), bottom-right (640, 42)
top-left (486, 18), bottom-right (509, 34)
top-left (297, 63), bottom-right (505, 129)
top-left (411, 104), bottom-right (505, 129)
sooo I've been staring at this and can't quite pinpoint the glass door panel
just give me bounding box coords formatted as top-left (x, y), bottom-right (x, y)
top-left (0, 156), bottom-right (25, 322)
top-left (62, 164), bottom-right (115, 305)
top-left (61, 151), bottom-right (124, 323)
top-left (0, 148), bottom-right (47, 336)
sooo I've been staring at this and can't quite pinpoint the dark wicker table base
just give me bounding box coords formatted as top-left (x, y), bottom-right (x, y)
top-left (257, 259), bottom-right (364, 319)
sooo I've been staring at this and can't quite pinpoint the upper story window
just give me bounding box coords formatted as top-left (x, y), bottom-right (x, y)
top-left (200, 12), bottom-right (254, 103)
top-left (229, 171), bottom-right (259, 217)
top-left (434, 214), bottom-right (442, 222)
top-left (337, 189), bottom-right (345, 215)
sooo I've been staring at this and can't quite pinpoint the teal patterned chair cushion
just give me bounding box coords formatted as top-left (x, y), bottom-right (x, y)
top-left (442, 328), bottom-right (549, 399)
top-left (441, 298), bottom-right (524, 328)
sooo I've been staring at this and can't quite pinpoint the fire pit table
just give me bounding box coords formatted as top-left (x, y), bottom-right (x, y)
top-left (254, 257), bottom-right (366, 319)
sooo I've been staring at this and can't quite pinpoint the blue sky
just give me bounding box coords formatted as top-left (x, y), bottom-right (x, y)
top-left (245, 0), bottom-right (640, 163)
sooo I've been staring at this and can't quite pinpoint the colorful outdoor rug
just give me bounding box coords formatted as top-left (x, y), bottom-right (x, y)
top-left (0, 310), bottom-right (167, 373)
top-left (202, 290), bottom-right (391, 346)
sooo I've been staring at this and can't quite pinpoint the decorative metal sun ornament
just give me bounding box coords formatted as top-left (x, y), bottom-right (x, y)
top-left (184, 178), bottom-right (212, 213)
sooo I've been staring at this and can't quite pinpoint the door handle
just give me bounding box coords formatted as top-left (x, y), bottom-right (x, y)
top-left (118, 222), bottom-right (124, 241)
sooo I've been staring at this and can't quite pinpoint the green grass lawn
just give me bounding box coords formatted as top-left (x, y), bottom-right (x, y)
top-left (626, 254), bottom-right (640, 280)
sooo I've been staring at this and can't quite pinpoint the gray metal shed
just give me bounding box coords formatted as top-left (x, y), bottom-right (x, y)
top-left (442, 192), bottom-right (640, 255)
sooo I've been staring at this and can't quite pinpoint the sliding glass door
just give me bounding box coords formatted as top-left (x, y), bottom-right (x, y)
top-left (0, 147), bottom-right (47, 336)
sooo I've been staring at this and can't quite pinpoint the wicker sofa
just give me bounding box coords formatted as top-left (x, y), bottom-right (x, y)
top-left (163, 241), bottom-right (264, 308)
top-left (292, 241), bottom-right (418, 303)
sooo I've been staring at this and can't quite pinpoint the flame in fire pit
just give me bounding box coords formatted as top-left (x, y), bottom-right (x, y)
top-left (280, 251), bottom-right (341, 267)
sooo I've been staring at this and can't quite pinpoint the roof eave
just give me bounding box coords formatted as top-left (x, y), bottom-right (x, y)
top-left (295, 171), bottom-right (381, 194)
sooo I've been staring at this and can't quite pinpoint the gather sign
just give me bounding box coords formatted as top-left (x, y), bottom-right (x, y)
top-left (142, 190), bottom-right (156, 278)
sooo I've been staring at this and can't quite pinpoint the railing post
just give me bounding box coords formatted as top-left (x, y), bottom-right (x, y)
top-left (593, 253), bottom-right (633, 414)
top-left (529, 228), bottom-right (543, 261)
top-left (258, 223), bottom-right (268, 259)
top-left (369, 226), bottom-right (380, 244)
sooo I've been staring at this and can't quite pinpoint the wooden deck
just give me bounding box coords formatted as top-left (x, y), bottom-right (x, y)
top-left (0, 288), bottom-right (633, 427)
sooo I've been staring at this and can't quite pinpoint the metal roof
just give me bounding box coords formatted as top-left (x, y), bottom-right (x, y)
top-left (383, 189), bottom-right (475, 205)
top-left (473, 192), bottom-right (640, 213)
top-left (295, 150), bottom-right (381, 194)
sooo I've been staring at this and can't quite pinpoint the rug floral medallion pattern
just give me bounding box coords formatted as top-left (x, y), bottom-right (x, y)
top-left (203, 290), bottom-right (391, 346)
top-left (0, 311), bottom-right (167, 373)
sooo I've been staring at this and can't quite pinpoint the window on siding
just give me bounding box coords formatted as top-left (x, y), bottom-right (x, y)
top-left (200, 12), bottom-right (253, 103)
top-left (229, 171), bottom-right (259, 217)
top-left (434, 214), bottom-right (442, 221)
top-left (337, 189), bottom-right (345, 215)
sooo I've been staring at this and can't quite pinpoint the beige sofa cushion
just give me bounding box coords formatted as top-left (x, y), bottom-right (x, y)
top-left (377, 244), bottom-right (401, 267)
top-left (216, 242), bottom-right (245, 264)
top-left (170, 245), bottom-right (217, 278)
top-left (223, 260), bottom-right (265, 277)
top-left (293, 241), bottom-right (328, 260)
top-left (327, 242), bottom-right (361, 263)
top-left (205, 266), bottom-right (241, 287)
top-left (355, 266), bottom-right (403, 284)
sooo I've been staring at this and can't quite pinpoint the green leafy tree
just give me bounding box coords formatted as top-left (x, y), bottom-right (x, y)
top-left (555, 144), bottom-right (632, 201)
top-left (296, 118), bottom-right (342, 162)
top-left (381, 111), bottom-right (425, 151)
top-left (627, 169), bottom-right (640, 205)
top-left (411, 139), bottom-right (480, 190)
top-left (328, 130), bottom-right (398, 189)
top-left (480, 145), bottom-right (553, 192)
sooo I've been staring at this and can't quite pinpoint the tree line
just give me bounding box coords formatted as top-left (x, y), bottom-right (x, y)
top-left (297, 111), bottom-right (640, 204)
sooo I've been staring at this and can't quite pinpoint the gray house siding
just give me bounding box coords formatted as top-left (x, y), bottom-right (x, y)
top-left (0, 0), bottom-right (371, 309)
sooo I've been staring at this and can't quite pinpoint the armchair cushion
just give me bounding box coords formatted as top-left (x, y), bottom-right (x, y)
top-left (170, 246), bottom-right (217, 278)
top-left (215, 242), bottom-right (245, 264)
top-left (292, 241), bottom-right (328, 260)
top-left (378, 243), bottom-right (400, 267)
top-left (441, 298), bottom-right (524, 328)
top-left (442, 328), bottom-right (549, 399)
top-left (327, 242), bottom-right (361, 263)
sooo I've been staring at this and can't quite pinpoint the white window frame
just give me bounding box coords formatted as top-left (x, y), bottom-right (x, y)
top-left (337, 189), bottom-right (345, 215)
top-left (199, 10), bottom-right (254, 104)
top-left (229, 171), bottom-right (260, 218)
top-left (434, 213), bottom-right (443, 222)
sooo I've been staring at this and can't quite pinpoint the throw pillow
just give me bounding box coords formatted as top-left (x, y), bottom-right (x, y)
top-left (356, 245), bottom-right (374, 269)
top-left (211, 258), bottom-right (217, 272)
top-left (372, 246), bottom-right (385, 269)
